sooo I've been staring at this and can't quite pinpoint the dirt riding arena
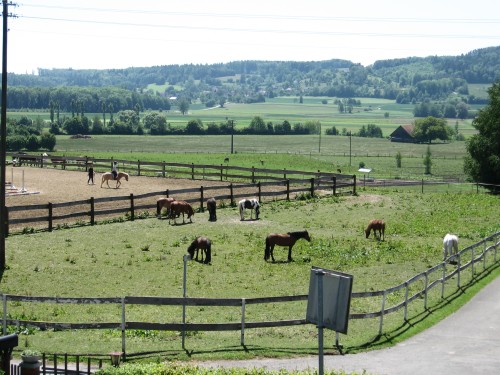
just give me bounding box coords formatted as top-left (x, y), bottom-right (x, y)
top-left (5, 167), bottom-right (248, 231)
top-left (4, 166), bottom-right (288, 232)
top-left (5, 166), bottom-right (226, 204)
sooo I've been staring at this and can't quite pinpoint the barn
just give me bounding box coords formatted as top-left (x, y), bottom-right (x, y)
top-left (389, 124), bottom-right (416, 142)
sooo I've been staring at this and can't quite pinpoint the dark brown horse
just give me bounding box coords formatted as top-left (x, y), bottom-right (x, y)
top-left (157, 197), bottom-right (175, 218)
top-left (207, 197), bottom-right (217, 221)
top-left (264, 230), bottom-right (311, 262)
top-left (169, 200), bottom-right (194, 224)
top-left (187, 236), bottom-right (211, 264)
top-left (365, 219), bottom-right (385, 240)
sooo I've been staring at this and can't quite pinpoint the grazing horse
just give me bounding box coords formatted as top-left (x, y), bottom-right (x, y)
top-left (100, 172), bottom-right (129, 188)
top-left (443, 233), bottom-right (459, 260)
top-left (169, 200), bottom-right (194, 224)
top-left (207, 197), bottom-right (217, 221)
top-left (187, 236), bottom-right (212, 264)
top-left (157, 197), bottom-right (175, 218)
top-left (238, 199), bottom-right (260, 221)
top-left (265, 230), bottom-right (311, 262)
top-left (365, 219), bottom-right (385, 240)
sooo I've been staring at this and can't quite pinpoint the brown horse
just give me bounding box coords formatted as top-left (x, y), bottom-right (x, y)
top-left (187, 236), bottom-right (212, 264)
top-left (365, 219), bottom-right (385, 240)
top-left (207, 197), bottom-right (217, 221)
top-left (157, 197), bottom-right (175, 218)
top-left (169, 200), bottom-right (194, 224)
top-left (100, 172), bottom-right (129, 188)
top-left (264, 230), bottom-right (311, 262)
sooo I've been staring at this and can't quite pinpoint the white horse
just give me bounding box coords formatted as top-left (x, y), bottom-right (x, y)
top-left (238, 198), bottom-right (260, 221)
top-left (443, 233), bottom-right (459, 260)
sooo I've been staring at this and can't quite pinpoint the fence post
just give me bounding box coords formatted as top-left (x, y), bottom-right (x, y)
top-left (379, 291), bottom-right (387, 336)
top-left (286, 180), bottom-right (290, 201)
top-left (220, 164), bottom-right (223, 181)
top-left (471, 246), bottom-right (475, 277)
top-left (421, 179), bottom-right (424, 194)
top-left (424, 271), bottom-right (429, 310)
top-left (200, 186), bottom-right (204, 212)
top-left (283, 169), bottom-right (287, 180)
top-left (90, 197), bottom-right (95, 226)
top-left (130, 194), bottom-right (135, 221)
top-left (166, 189), bottom-right (169, 198)
top-left (121, 297), bottom-right (126, 360)
top-left (483, 240), bottom-right (488, 271)
top-left (404, 282), bottom-right (409, 321)
top-left (48, 202), bottom-right (53, 232)
top-left (310, 178), bottom-right (315, 197)
top-left (241, 298), bottom-right (246, 346)
top-left (162, 162), bottom-right (166, 178)
top-left (191, 163), bottom-right (195, 180)
top-left (332, 176), bottom-right (337, 196)
top-left (252, 167), bottom-right (255, 183)
top-left (2, 294), bottom-right (6, 335)
top-left (230, 183), bottom-right (234, 206)
top-left (353, 175), bottom-right (356, 195)
top-left (4, 207), bottom-right (8, 238)
top-left (457, 253), bottom-right (461, 288)
top-left (257, 182), bottom-right (261, 202)
top-left (137, 160), bottom-right (141, 176)
top-left (441, 263), bottom-right (446, 299)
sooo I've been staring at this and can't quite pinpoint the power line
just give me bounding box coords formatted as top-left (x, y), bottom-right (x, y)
top-left (19, 3), bottom-right (500, 24)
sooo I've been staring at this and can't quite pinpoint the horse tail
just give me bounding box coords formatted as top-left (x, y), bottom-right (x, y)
top-left (239, 201), bottom-right (244, 219)
top-left (264, 237), bottom-right (270, 261)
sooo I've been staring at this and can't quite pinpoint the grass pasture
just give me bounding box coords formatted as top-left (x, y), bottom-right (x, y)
top-left (53, 134), bottom-right (468, 180)
top-left (3, 187), bottom-right (499, 361)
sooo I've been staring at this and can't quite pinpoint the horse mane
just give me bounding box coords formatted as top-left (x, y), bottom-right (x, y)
top-left (287, 230), bottom-right (308, 238)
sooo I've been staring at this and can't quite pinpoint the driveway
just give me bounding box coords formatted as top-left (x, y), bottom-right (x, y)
top-left (198, 275), bottom-right (500, 375)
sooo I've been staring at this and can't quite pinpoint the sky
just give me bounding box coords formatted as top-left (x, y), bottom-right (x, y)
top-left (5, 0), bottom-right (500, 74)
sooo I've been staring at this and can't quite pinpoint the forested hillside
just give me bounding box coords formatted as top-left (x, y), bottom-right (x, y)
top-left (3, 46), bottom-right (500, 112)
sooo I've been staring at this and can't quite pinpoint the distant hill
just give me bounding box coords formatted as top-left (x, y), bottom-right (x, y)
top-left (4, 46), bottom-right (500, 111)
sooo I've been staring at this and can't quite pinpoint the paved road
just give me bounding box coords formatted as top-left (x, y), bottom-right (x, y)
top-left (198, 275), bottom-right (500, 375)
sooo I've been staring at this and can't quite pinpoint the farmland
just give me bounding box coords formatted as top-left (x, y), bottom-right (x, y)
top-left (4, 95), bottom-right (496, 362)
top-left (3, 165), bottom-right (499, 359)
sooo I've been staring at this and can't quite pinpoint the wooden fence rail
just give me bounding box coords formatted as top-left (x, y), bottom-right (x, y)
top-left (10, 153), bottom-right (355, 184)
top-left (2, 232), bottom-right (498, 357)
top-left (6, 175), bottom-right (355, 235)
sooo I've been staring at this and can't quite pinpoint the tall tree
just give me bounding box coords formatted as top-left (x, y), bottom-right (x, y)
top-left (412, 116), bottom-right (450, 143)
top-left (464, 81), bottom-right (500, 184)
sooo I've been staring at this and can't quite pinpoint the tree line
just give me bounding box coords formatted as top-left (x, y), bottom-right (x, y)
top-left (3, 46), bottom-right (499, 113)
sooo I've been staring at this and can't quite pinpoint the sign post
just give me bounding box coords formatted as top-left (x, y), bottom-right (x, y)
top-left (306, 266), bottom-right (353, 375)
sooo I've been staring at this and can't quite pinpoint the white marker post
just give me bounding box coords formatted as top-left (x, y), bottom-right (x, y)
top-left (182, 253), bottom-right (191, 349)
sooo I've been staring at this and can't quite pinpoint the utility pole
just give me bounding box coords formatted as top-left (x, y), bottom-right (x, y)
top-left (318, 123), bottom-right (321, 153)
top-left (1, 1), bottom-right (16, 269)
top-left (229, 119), bottom-right (234, 154)
top-left (349, 131), bottom-right (352, 167)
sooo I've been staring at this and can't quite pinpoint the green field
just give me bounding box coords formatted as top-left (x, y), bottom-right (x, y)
top-left (52, 134), bottom-right (469, 181)
top-left (9, 96), bottom-right (478, 138)
top-left (4, 189), bottom-right (499, 360)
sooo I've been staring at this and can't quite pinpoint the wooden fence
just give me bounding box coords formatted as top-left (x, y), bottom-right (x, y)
top-left (2, 231), bottom-right (498, 358)
top-left (10, 153), bottom-right (355, 183)
top-left (6, 161), bottom-right (356, 235)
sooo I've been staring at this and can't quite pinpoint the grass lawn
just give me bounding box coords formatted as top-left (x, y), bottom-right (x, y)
top-left (4, 188), bottom-right (499, 360)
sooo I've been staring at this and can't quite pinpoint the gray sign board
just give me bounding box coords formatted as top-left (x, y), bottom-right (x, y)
top-left (306, 266), bottom-right (353, 334)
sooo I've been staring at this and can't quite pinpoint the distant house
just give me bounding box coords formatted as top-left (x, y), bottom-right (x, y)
top-left (390, 125), bottom-right (415, 143)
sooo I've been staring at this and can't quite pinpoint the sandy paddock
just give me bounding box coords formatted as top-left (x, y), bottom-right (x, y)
top-left (5, 167), bottom-right (257, 231)
top-left (4, 166), bottom-right (286, 232)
